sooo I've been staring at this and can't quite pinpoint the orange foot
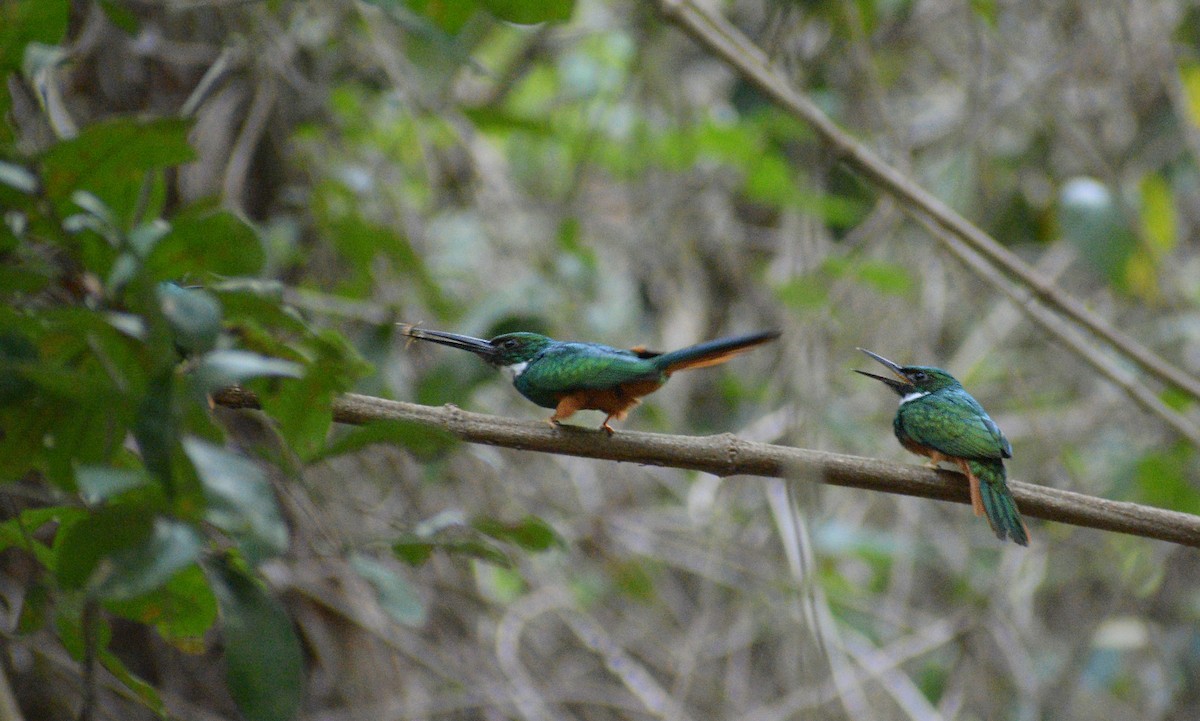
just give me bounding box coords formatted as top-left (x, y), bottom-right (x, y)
top-left (551, 395), bottom-right (585, 426)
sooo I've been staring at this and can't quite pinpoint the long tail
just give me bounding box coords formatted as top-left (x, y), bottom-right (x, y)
top-left (967, 459), bottom-right (1030, 546)
top-left (650, 330), bottom-right (780, 374)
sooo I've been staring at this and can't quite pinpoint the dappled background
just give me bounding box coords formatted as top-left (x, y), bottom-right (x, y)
top-left (7, 0), bottom-right (1200, 719)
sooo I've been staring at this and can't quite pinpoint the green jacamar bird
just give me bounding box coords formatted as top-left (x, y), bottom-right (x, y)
top-left (856, 348), bottom-right (1029, 546)
top-left (401, 325), bottom-right (780, 433)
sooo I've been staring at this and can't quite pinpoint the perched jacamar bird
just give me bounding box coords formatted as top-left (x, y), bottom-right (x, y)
top-left (401, 325), bottom-right (780, 434)
top-left (855, 349), bottom-right (1029, 546)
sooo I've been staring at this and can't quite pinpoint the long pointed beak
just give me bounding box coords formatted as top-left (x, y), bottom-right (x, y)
top-left (400, 325), bottom-right (497, 361)
top-left (855, 348), bottom-right (912, 394)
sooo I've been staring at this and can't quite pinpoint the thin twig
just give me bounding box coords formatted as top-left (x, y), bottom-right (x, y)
top-left (212, 388), bottom-right (1200, 549)
top-left (653, 0), bottom-right (1200, 404)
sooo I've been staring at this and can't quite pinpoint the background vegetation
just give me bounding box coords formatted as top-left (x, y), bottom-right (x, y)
top-left (3, 0), bottom-right (1200, 719)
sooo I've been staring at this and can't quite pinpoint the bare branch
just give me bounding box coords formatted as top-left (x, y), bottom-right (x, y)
top-left (915, 216), bottom-right (1200, 448)
top-left (213, 388), bottom-right (1200, 549)
top-left (653, 0), bottom-right (1200, 407)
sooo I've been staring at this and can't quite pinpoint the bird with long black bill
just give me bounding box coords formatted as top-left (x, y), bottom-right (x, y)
top-left (401, 325), bottom-right (780, 434)
top-left (856, 348), bottom-right (1029, 546)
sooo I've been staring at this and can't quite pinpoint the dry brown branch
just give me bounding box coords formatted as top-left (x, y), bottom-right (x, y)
top-left (915, 216), bottom-right (1200, 448)
top-left (653, 0), bottom-right (1200, 406)
top-left (213, 388), bottom-right (1200, 549)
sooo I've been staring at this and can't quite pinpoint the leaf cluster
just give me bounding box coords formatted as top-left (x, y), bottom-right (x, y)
top-left (0, 4), bottom-right (573, 718)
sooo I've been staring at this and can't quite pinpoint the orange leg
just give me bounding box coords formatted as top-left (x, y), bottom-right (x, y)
top-left (952, 458), bottom-right (986, 517)
top-left (550, 395), bottom-right (586, 428)
top-left (923, 449), bottom-right (950, 469)
top-left (600, 403), bottom-right (638, 436)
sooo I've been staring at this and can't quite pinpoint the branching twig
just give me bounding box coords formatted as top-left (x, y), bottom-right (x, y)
top-left (653, 0), bottom-right (1200, 406)
top-left (212, 388), bottom-right (1200, 549)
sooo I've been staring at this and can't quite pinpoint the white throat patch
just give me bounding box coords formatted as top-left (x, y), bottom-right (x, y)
top-left (899, 390), bottom-right (929, 405)
top-left (501, 361), bottom-right (529, 381)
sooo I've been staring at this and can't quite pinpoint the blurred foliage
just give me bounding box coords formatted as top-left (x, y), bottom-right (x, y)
top-left (4, 0), bottom-right (1200, 720)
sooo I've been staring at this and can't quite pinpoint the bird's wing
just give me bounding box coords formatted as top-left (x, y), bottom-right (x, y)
top-left (518, 343), bottom-right (662, 394)
top-left (901, 390), bottom-right (1011, 460)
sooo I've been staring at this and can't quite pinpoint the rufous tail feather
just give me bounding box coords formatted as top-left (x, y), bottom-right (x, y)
top-left (653, 330), bottom-right (780, 375)
top-left (968, 459), bottom-right (1029, 546)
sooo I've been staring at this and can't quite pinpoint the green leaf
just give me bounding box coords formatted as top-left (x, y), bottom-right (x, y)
top-left (392, 511), bottom-right (517, 568)
top-left (391, 538), bottom-right (434, 566)
top-left (1128, 172), bottom-right (1177, 300)
top-left (101, 649), bottom-right (164, 714)
top-left (356, 0), bottom-right (482, 73)
top-left (158, 282), bottom-right (224, 355)
top-left (774, 277), bottom-right (828, 311)
top-left (95, 518), bottom-right (204, 601)
top-left (477, 0), bottom-right (574, 24)
top-left (1139, 173), bottom-right (1176, 257)
top-left (54, 504), bottom-right (155, 590)
top-left (349, 553), bottom-right (427, 627)
top-left (183, 438), bottom-right (289, 564)
top-left (0, 0), bottom-right (69, 76)
top-left (133, 371), bottom-right (177, 490)
top-left (401, 0), bottom-right (479, 33)
top-left (473, 514), bottom-right (562, 551)
top-left (97, 0), bottom-right (140, 33)
top-left (1179, 60), bottom-right (1200, 129)
top-left (211, 283), bottom-right (314, 351)
top-left (18, 580), bottom-right (51, 633)
top-left (969, 0), bottom-right (998, 26)
top-left (41, 117), bottom-right (195, 222)
top-left (610, 558), bottom-right (657, 602)
top-left (261, 374), bottom-right (334, 462)
top-left (193, 350), bottom-right (304, 392)
top-left (393, 511), bottom-right (520, 567)
top-left (258, 331), bottom-right (371, 461)
top-left (0, 330), bottom-right (39, 406)
top-left (311, 419), bottom-right (457, 462)
top-left (474, 562), bottom-right (524, 602)
top-left (0, 506), bottom-right (80, 567)
top-left (1134, 442), bottom-right (1200, 515)
top-left (54, 600), bottom-right (112, 661)
top-left (854, 260), bottom-right (915, 296)
top-left (206, 556), bottom-right (304, 721)
top-left (145, 206), bottom-right (264, 279)
top-left (76, 465), bottom-right (152, 504)
top-left (743, 154), bottom-right (794, 206)
top-left (393, 534), bottom-right (513, 568)
top-left (105, 564), bottom-right (218, 648)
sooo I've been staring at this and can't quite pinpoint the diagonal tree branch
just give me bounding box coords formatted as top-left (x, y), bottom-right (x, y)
top-left (213, 388), bottom-right (1200, 549)
top-left (914, 215), bottom-right (1200, 448)
top-left (653, 0), bottom-right (1200, 406)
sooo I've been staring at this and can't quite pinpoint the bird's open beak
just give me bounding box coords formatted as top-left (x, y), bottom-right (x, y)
top-left (400, 325), bottom-right (498, 361)
top-left (855, 348), bottom-right (912, 395)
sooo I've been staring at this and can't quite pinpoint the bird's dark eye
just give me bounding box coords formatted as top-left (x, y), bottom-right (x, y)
top-left (912, 371), bottom-right (928, 382)
top-left (502, 339), bottom-right (519, 350)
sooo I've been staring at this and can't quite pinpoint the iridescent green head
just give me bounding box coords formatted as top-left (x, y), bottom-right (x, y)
top-left (486, 332), bottom-right (555, 366)
top-left (400, 326), bottom-right (553, 368)
top-left (855, 348), bottom-right (962, 398)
